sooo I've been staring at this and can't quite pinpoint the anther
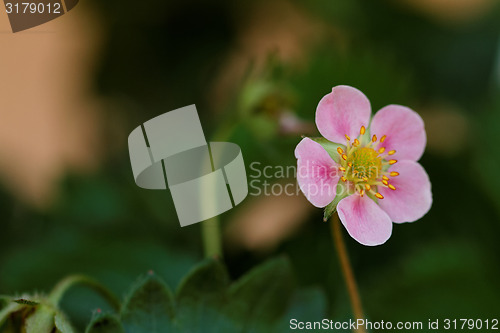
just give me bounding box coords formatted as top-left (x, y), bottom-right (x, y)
top-left (341, 176), bottom-right (347, 182)
top-left (365, 184), bottom-right (371, 191)
top-left (378, 147), bottom-right (386, 153)
top-left (388, 184), bottom-right (396, 190)
top-left (372, 135), bottom-right (377, 142)
top-left (380, 135), bottom-right (386, 143)
top-left (359, 189), bottom-right (365, 197)
top-left (339, 167), bottom-right (346, 172)
top-left (362, 177), bottom-right (369, 182)
top-left (382, 179), bottom-right (389, 186)
top-left (345, 134), bottom-right (351, 141)
top-left (382, 176), bottom-right (389, 181)
top-left (347, 162), bottom-right (353, 167)
top-left (337, 147), bottom-right (344, 155)
top-left (390, 171), bottom-right (399, 177)
top-left (342, 154), bottom-right (348, 160)
top-left (360, 126), bottom-right (366, 135)
top-left (375, 193), bottom-right (384, 199)
top-left (353, 139), bottom-right (360, 147)
top-left (389, 159), bottom-right (397, 165)
top-left (388, 150), bottom-right (396, 155)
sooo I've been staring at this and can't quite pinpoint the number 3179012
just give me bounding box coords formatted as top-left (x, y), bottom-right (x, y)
top-left (5, 2), bottom-right (62, 14)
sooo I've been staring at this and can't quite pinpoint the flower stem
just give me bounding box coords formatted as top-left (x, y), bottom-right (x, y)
top-left (48, 275), bottom-right (121, 311)
top-left (331, 214), bottom-right (367, 333)
top-left (200, 121), bottom-right (236, 259)
top-left (202, 216), bottom-right (222, 258)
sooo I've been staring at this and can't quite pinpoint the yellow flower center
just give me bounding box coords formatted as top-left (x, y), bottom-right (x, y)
top-left (337, 126), bottom-right (399, 199)
top-left (347, 147), bottom-right (382, 182)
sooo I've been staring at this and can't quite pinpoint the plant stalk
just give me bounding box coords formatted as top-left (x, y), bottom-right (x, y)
top-left (202, 217), bottom-right (222, 258)
top-left (331, 214), bottom-right (367, 333)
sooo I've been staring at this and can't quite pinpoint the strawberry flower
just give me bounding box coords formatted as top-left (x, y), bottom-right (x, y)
top-left (295, 85), bottom-right (432, 246)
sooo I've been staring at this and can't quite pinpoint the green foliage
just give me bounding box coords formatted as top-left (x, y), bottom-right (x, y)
top-left (85, 313), bottom-right (124, 333)
top-left (0, 258), bottom-right (327, 332)
top-left (110, 257), bottom-right (326, 333)
top-left (120, 273), bottom-right (175, 333)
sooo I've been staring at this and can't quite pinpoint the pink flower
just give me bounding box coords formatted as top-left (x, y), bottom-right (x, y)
top-left (295, 85), bottom-right (432, 246)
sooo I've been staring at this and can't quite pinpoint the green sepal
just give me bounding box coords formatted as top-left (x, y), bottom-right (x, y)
top-left (55, 311), bottom-right (77, 333)
top-left (0, 296), bottom-right (23, 327)
top-left (323, 181), bottom-right (349, 221)
top-left (25, 304), bottom-right (55, 333)
top-left (12, 299), bottom-right (39, 306)
top-left (307, 137), bottom-right (345, 163)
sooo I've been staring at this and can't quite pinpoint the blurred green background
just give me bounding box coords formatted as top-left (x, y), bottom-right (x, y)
top-left (1, 0), bottom-right (500, 331)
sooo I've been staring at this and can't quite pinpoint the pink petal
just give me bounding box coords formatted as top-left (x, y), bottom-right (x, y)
top-left (370, 105), bottom-right (426, 161)
top-left (337, 194), bottom-right (393, 246)
top-left (316, 85), bottom-right (372, 144)
top-left (295, 138), bottom-right (340, 208)
top-left (378, 160), bottom-right (432, 223)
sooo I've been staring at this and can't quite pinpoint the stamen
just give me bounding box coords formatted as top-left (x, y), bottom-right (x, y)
top-left (390, 171), bottom-right (399, 177)
top-left (342, 154), bottom-right (348, 161)
top-left (365, 184), bottom-right (371, 191)
top-left (375, 193), bottom-right (384, 199)
top-left (341, 176), bottom-right (347, 182)
top-left (347, 162), bottom-right (353, 167)
top-left (362, 177), bottom-right (369, 182)
top-left (382, 179), bottom-right (389, 186)
top-left (337, 147), bottom-right (344, 155)
top-left (380, 135), bottom-right (386, 143)
top-left (360, 126), bottom-right (365, 135)
top-left (382, 176), bottom-right (389, 181)
top-left (359, 189), bottom-right (365, 197)
top-left (389, 159), bottom-right (397, 165)
top-left (345, 134), bottom-right (351, 141)
top-left (372, 135), bottom-right (377, 142)
top-left (388, 150), bottom-right (396, 155)
top-left (353, 139), bottom-right (360, 147)
top-left (388, 184), bottom-right (396, 190)
top-left (378, 147), bottom-right (385, 154)
top-left (339, 167), bottom-right (346, 172)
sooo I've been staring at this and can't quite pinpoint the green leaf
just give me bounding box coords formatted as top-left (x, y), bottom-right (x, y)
top-left (175, 259), bottom-right (236, 333)
top-left (308, 137), bottom-right (345, 163)
top-left (176, 259), bottom-right (229, 299)
top-left (54, 311), bottom-right (76, 333)
top-left (120, 273), bottom-right (175, 333)
top-left (25, 305), bottom-right (55, 333)
top-left (85, 313), bottom-right (124, 333)
top-left (227, 256), bottom-right (295, 331)
top-left (273, 288), bottom-right (327, 331)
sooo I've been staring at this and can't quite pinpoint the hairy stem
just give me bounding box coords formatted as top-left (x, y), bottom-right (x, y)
top-left (331, 214), bottom-right (366, 333)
